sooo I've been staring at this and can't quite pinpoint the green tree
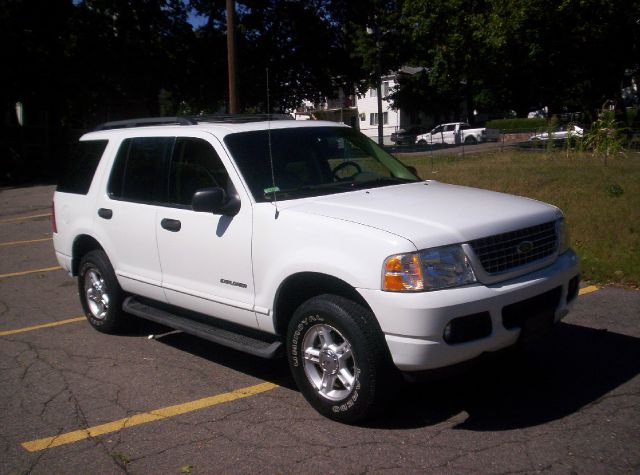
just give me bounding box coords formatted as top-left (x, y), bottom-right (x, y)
top-left (396, 0), bottom-right (639, 120)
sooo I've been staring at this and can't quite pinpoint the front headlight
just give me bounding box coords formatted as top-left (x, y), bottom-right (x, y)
top-left (556, 218), bottom-right (570, 254)
top-left (382, 244), bottom-right (477, 292)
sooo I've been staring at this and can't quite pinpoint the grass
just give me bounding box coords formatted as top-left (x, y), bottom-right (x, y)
top-left (398, 149), bottom-right (640, 288)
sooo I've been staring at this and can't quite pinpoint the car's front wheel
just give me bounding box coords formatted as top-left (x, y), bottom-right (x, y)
top-left (287, 294), bottom-right (393, 423)
top-left (78, 250), bottom-right (128, 334)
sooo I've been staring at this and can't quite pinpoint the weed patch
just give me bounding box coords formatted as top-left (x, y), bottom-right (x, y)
top-left (401, 150), bottom-right (640, 287)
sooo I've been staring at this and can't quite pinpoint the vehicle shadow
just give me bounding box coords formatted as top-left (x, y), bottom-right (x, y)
top-left (127, 321), bottom-right (640, 430)
top-left (137, 324), bottom-right (295, 390)
top-left (370, 322), bottom-right (640, 430)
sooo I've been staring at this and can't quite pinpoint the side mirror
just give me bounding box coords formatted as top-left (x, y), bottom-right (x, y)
top-left (406, 165), bottom-right (419, 177)
top-left (192, 187), bottom-right (241, 216)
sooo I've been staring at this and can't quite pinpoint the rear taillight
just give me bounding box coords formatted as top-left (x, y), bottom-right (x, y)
top-left (51, 200), bottom-right (57, 234)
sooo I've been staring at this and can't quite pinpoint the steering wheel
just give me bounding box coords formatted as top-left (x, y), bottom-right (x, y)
top-left (332, 161), bottom-right (362, 180)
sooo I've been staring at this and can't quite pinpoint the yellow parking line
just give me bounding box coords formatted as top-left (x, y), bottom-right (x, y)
top-left (0, 237), bottom-right (52, 247)
top-left (0, 213), bottom-right (51, 224)
top-left (21, 382), bottom-right (278, 452)
top-left (0, 317), bottom-right (85, 337)
top-left (0, 266), bottom-right (62, 279)
top-left (579, 285), bottom-right (599, 296)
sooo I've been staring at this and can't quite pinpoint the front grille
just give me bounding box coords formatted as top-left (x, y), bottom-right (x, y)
top-left (469, 221), bottom-right (558, 275)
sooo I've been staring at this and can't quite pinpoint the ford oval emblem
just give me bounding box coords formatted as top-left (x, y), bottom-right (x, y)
top-left (517, 240), bottom-right (534, 254)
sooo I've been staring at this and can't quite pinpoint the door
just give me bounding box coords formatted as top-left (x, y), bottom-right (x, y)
top-left (430, 125), bottom-right (444, 143)
top-left (155, 136), bottom-right (258, 328)
top-left (94, 136), bottom-right (172, 302)
top-left (442, 124), bottom-right (457, 144)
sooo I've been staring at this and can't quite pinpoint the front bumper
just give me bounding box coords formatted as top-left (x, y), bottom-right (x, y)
top-left (358, 250), bottom-right (579, 372)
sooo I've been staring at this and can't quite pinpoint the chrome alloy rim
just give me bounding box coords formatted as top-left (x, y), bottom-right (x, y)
top-left (302, 323), bottom-right (357, 401)
top-left (84, 268), bottom-right (109, 320)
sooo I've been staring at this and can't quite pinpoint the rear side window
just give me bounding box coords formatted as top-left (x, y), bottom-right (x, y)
top-left (57, 140), bottom-right (108, 194)
top-left (108, 137), bottom-right (173, 203)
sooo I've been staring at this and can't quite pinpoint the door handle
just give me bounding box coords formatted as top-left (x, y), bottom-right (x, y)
top-left (98, 208), bottom-right (113, 219)
top-left (161, 218), bottom-right (181, 232)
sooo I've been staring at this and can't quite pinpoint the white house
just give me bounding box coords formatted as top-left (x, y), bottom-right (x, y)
top-left (356, 73), bottom-right (400, 144)
top-left (292, 67), bottom-right (426, 144)
top-left (356, 67), bottom-right (426, 144)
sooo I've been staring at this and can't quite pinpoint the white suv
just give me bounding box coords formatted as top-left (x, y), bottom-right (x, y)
top-left (53, 115), bottom-right (580, 422)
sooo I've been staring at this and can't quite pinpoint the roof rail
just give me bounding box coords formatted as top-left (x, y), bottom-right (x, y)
top-left (93, 113), bottom-right (294, 131)
top-left (191, 113), bottom-right (293, 123)
top-left (94, 117), bottom-right (197, 131)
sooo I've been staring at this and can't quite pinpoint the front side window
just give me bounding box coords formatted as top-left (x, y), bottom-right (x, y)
top-left (108, 137), bottom-right (172, 203)
top-left (224, 126), bottom-right (419, 203)
top-left (168, 138), bottom-right (229, 206)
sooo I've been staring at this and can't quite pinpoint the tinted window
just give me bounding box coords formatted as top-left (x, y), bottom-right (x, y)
top-left (108, 137), bottom-right (173, 203)
top-left (168, 138), bottom-right (229, 206)
top-left (57, 140), bottom-right (108, 194)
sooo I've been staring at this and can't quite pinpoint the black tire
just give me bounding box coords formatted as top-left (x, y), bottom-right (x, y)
top-left (464, 135), bottom-right (478, 145)
top-left (287, 294), bottom-right (393, 423)
top-left (78, 250), bottom-right (128, 334)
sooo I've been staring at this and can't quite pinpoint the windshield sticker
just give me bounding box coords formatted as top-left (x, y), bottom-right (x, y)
top-left (264, 186), bottom-right (280, 194)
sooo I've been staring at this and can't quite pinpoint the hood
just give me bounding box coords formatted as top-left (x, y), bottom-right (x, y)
top-left (283, 181), bottom-right (561, 250)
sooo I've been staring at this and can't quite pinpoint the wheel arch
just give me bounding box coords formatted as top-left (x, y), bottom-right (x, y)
top-left (272, 272), bottom-right (372, 336)
top-left (72, 234), bottom-right (104, 276)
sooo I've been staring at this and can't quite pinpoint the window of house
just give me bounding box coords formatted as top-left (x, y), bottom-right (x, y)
top-left (369, 88), bottom-right (377, 98)
top-left (382, 81), bottom-right (389, 96)
top-left (370, 113), bottom-right (389, 126)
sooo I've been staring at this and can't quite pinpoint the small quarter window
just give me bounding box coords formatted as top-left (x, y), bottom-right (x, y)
top-left (57, 140), bottom-right (108, 195)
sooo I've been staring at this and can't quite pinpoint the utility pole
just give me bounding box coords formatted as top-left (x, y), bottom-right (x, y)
top-left (368, 22), bottom-right (384, 146)
top-left (376, 35), bottom-right (384, 146)
top-left (226, 0), bottom-right (239, 114)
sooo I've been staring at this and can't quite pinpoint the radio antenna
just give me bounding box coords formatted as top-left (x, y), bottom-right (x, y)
top-left (266, 67), bottom-right (279, 218)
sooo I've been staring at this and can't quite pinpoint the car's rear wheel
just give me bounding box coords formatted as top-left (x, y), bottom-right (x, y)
top-left (78, 250), bottom-right (128, 333)
top-left (287, 294), bottom-right (394, 423)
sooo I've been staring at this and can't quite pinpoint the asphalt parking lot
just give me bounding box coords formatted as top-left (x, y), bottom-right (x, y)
top-left (1, 185), bottom-right (639, 474)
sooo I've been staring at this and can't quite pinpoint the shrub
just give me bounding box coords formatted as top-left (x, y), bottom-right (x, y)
top-left (485, 117), bottom-right (547, 131)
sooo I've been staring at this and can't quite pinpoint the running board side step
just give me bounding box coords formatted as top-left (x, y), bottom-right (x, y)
top-left (123, 297), bottom-right (283, 359)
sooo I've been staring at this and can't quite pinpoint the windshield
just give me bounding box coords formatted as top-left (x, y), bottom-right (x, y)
top-left (224, 126), bottom-right (419, 202)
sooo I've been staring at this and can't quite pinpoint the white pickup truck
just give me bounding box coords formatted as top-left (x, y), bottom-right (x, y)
top-left (416, 122), bottom-right (500, 145)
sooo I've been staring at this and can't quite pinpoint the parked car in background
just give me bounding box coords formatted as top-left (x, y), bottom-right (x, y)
top-left (416, 122), bottom-right (500, 145)
top-left (390, 126), bottom-right (425, 145)
top-left (529, 125), bottom-right (584, 141)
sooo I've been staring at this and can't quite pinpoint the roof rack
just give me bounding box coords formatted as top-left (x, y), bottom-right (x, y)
top-left (94, 113), bottom-right (294, 131)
